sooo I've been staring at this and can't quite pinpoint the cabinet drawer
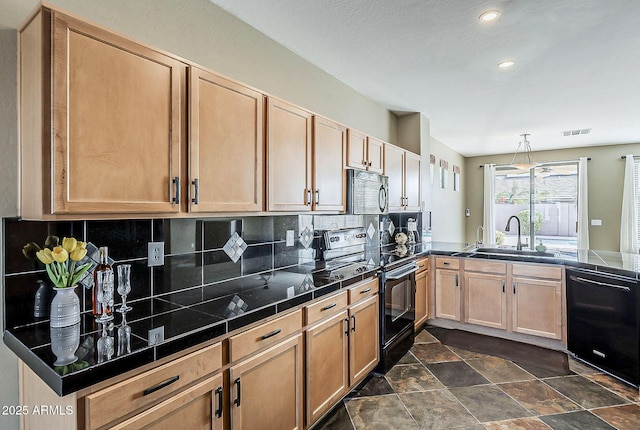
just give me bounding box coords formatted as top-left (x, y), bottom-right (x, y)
top-left (305, 291), bottom-right (348, 325)
top-left (348, 278), bottom-right (379, 304)
top-left (229, 309), bottom-right (302, 362)
top-left (435, 257), bottom-right (460, 270)
top-left (512, 263), bottom-right (562, 280)
top-left (85, 342), bottom-right (222, 430)
top-left (464, 259), bottom-right (507, 274)
top-left (416, 257), bottom-right (429, 274)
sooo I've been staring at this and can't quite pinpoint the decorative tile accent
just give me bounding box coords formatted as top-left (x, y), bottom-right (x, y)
top-left (223, 294), bottom-right (248, 318)
top-left (388, 220), bottom-right (395, 236)
top-left (299, 275), bottom-right (314, 292)
top-left (222, 232), bottom-right (247, 263)
top-left (299, 226), bottom-right (313, 249)
top-left (80, 242), bottom-right (103, 289)
top-left (367, 222), bottom-right (376, 239)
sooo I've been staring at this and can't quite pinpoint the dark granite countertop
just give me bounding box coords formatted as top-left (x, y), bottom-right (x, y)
top-left (5, 241), bottom-right (638, 396)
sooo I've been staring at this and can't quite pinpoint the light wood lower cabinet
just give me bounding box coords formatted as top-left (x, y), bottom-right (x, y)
top-left (110, 373), bottom-right (224, 430)
top-left (463, 260), bottom-right (508, 330)
top-left (512, 277), bottom-right (563, 340)
top-left (229, 334), bottom-right (304, 430)
top-left (305, 308), bottom-right (349, 425)
top-left (348, 294), bottom-right (379, 386)
top-left (435, 260), bottom-right (461, 322)
top-left (414, 258), bottom-right (430, 329)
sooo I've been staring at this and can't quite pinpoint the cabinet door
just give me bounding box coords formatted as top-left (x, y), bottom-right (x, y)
top-left (110, 373), bottom-right (224, 430)
top-left (189, 68), bottom-right (264, 212)
top-left (267, 98), bottom-right (312, 211)
top-left (51, 12), bottom-right (183, 214)
top-left (404, 151), bottom-right (421, 211)
top-left (306, 310), bottom-right (349, 425)
top-left (464, 273), bottom-right (507, 330)
top-left (512, 278), bottom-right (563, 340)
top-left (415, 269), bottom-right (429, 329)
top-left (435, 269), bottom-right (460, 321)
top-left (346, 129), bottom-right (367, 170)
top-left (230, 334), bottom-right (303, 430)
top-left (366, 137), bottom-right (385, 174)
top-left (313, 117), bottom-right (346, 211)
top-left (384, 144), bottom-right (405, 211)
top-left (348, 295), bottom-right (379, 386)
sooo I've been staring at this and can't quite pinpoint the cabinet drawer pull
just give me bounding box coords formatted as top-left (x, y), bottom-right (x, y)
top-left (360, 288), bottom-right (372, 294)
top-left (321, 303), bottom-right (337, 311)
top-left (172, 177), bottom-right (180, 204)
top-left (233, 377), bottom-right (241, 407)
top-left (192, 178), bottom-right (199, 204)
top-left (351, 315), bottom-right (356, 332)
top-left (214, 386), bottom-right (223, 418)
top-left (443, 261), bottom-right (450, 265)
top-left (260, 328), bottom-right (282, 340)
top-left (142, 375), bottom-right (180, 396)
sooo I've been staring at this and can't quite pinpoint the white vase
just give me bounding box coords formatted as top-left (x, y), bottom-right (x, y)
top-left (50, 286), bottom-right (81, 328)
top-left (50, 322), bottom-right (80, 366)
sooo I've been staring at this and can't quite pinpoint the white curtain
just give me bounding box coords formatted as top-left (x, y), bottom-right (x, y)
top-left (620, 154), bottom-right (638, 253)
top-left (483, 164), bottom-right (496, 246)
top-left (577, 157), bottom-right (589, 249)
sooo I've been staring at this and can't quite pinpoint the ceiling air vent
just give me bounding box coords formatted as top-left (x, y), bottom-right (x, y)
top-left (562, 128), bottom-right (591, 137)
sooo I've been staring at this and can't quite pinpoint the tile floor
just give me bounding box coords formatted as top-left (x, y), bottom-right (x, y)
top-left (315, 328), bottom-right (640, 430)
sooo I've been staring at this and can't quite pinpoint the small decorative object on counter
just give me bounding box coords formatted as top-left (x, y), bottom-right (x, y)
top-left (25, 236), bottom-right (91, 327)
top-left (117, 264), bottom-right (133, 313)
top-left (97, 321), bottom-right (114, 363)
top-left (536, 240), bottom-right (547, 253)
top-left (395, 232), bottom-right (408, 245)
top-left (407, 218), bottom-right (417, 245)
top-left (93, 247), bottom-right (114, 321)
top-left (50, 321), bottom-right (80, 366)
top-left (117, 310), bottom-right (132, 356)
top-left (33, 280), bottom-right (49, 318)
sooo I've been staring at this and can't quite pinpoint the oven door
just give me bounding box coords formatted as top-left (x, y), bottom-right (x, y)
top-left (383, 263), bottom-right (417, 346)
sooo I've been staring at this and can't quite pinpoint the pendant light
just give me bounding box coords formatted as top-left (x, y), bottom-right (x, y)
top-left (509, 133), bottom-right (539, 170)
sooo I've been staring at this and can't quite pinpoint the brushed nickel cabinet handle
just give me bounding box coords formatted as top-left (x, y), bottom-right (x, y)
top-left (192, 178), bottom-right (199, 204)
top-left (260, 328), bottom-right (282, 340)
top-left (360, 288), bottom-right (372, 294)
top-left (315, 189), bottom-right (320, 204)
top-left (172, 177), bottom-right (180, 204)
top-left (321, 303), bottom-right (337, 311)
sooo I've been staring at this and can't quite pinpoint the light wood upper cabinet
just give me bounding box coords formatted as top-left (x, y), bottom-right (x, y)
top-left (313, 117), bottom-right (346, 211)
top-left (20, 9), bottom-right (185, 218)
top-left (188, 68), bottom-right (264, 212)
top-left (384, 143), bottom-right (421, 211)
top-left (267, 98), bottom-right (313, 211)
top-left (346, 130), bottom-right (384, 173)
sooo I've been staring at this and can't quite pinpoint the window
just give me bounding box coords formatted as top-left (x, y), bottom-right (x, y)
top-left (494, 162), bottom-right (578, 251)
top-left (634, 158), bottom-right (640, 247)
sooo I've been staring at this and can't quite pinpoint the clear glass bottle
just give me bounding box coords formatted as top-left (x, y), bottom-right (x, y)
top-left (93, 247), bottom-right (114, 317)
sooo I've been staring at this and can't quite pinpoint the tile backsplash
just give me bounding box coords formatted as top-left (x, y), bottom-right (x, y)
top-left (2, 213), bottom-right (400, 329)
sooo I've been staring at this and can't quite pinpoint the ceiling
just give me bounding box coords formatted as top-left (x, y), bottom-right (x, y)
top-left (210, 0), bottom-right (640, 157)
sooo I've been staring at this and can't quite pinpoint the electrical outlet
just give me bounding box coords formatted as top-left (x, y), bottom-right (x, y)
top-left (147, 242), bottom-right (165, 267)
top-left (286, 230), bottom-right (294, 247)
top-left (148, 326), bottom-right (165, 345)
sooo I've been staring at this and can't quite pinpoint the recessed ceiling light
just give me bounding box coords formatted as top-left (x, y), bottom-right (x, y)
top-left (498, 60), bottom-right (515, 69)
top-left (479, 10), bottom-right (501, 21)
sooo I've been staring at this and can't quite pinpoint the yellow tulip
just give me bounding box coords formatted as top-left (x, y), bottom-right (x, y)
top-left (61, 237), bottom-right (78, 253)
top-left (70, 246), bottom-right (87, 261)
top-left (36, 248), bottom-right (54, 265)
top-left (51, 246), bottom-right (69, 263)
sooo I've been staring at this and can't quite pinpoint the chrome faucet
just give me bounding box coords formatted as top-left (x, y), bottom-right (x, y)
top-left (505, 215), bottom-right (522, 250)
top-left (475, 226), bottom-right (484, 247)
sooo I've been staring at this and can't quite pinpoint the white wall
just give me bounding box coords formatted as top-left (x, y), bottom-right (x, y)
top-left (429, 137), bottom-right (466, 243)
top-left (0, 28), bottom-right (20, 430)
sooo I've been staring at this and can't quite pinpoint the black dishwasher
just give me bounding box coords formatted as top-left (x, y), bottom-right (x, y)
top-left (567, 268), bottom-right (639, 386)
